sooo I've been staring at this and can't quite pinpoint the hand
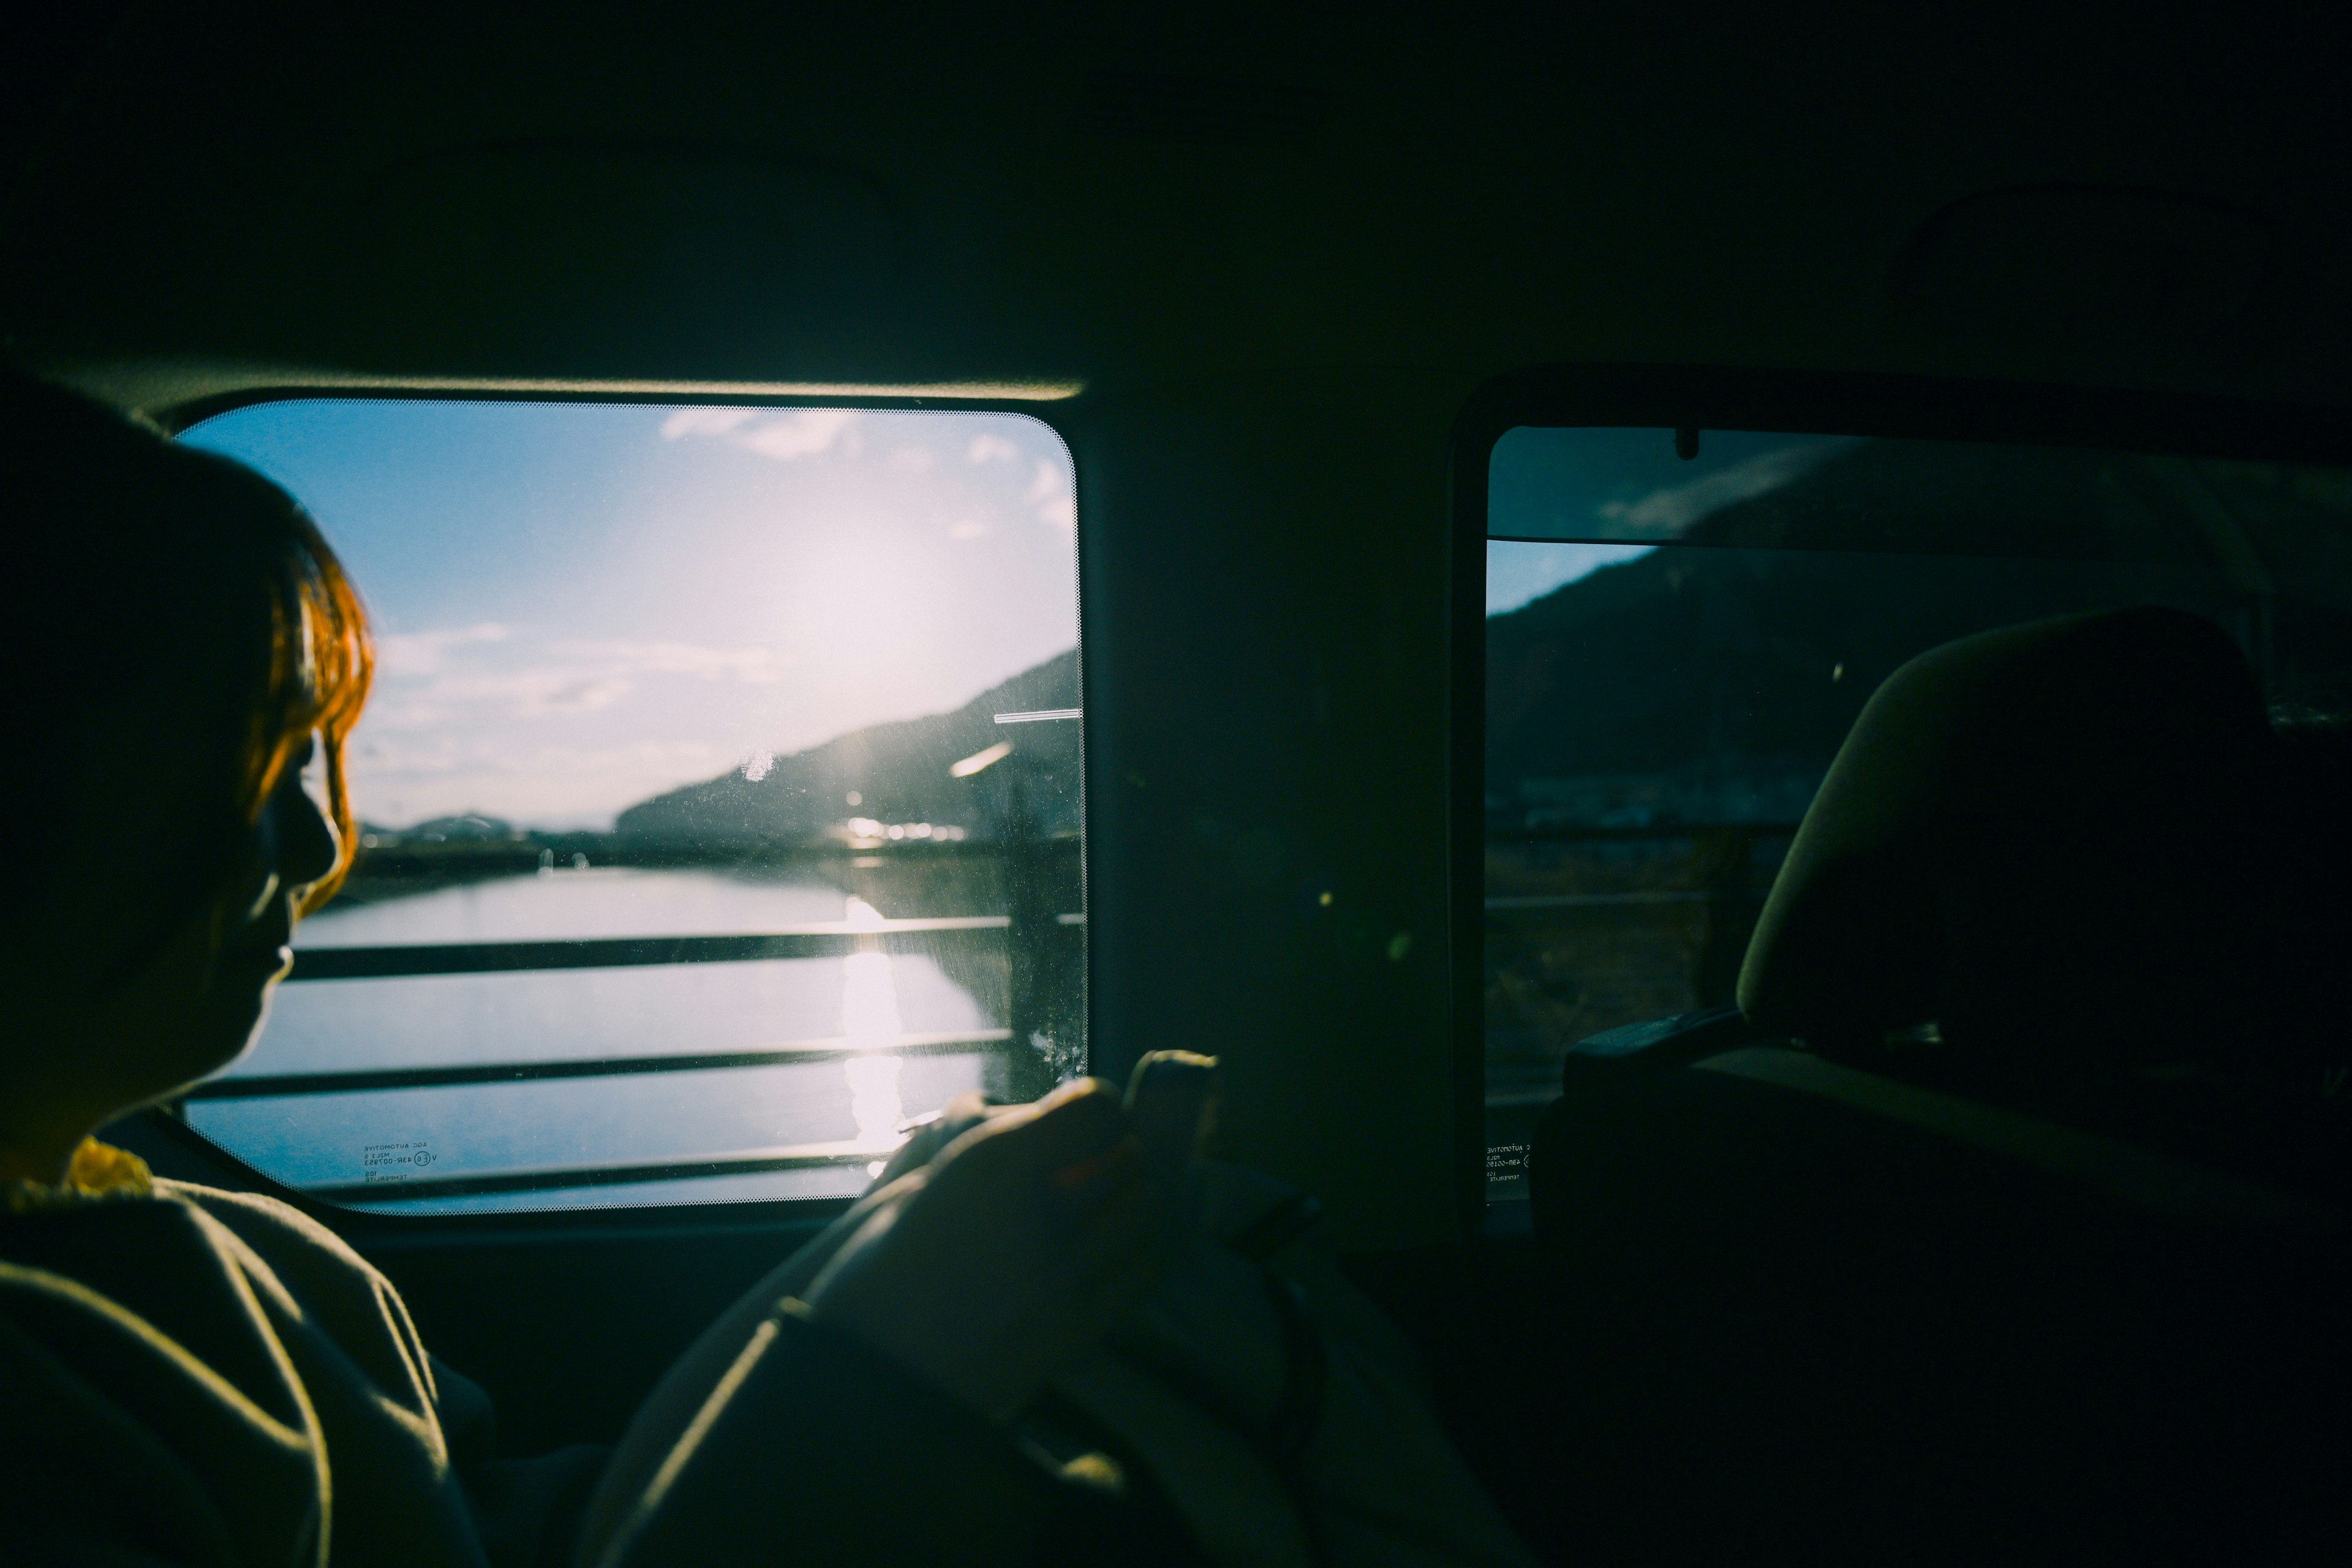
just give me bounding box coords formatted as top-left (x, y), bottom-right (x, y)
top-left (803, 1077), bottom-right (1168, 1420)
top-left (867, 1090), bottom-right (1009, 1189)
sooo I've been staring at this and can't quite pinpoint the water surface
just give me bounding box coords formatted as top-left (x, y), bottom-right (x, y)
top-left (190, 868), bottom-right (999, 1210)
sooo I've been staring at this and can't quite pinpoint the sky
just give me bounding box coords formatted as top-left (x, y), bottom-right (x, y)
top-left (184, 401), bottom-right (1080, 831)
top-left (1485, 541), bottom-right (1655, 616)
top-left (1484, 426), bottom-right (1856, 614)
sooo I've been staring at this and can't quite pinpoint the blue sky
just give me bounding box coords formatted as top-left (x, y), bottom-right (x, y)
top-left (184, 402), bottom-right (1079, 831)
top-left (1485, 541), bottom-right (1655, 616)
top-left (1485, 427), bottom-right (1855, 613)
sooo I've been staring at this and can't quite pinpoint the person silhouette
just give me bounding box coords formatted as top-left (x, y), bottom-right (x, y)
top-left (0, 370), bottom-right (1177, 1567)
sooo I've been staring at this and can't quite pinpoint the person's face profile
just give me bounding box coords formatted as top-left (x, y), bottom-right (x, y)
top-left (43, 721), bottom-right (344, 1107)
top-left (189, 733), bottom-right (342, 1072)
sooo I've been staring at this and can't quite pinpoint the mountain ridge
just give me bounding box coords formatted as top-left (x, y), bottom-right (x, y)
top-left (1484, 439), bottom-right (2264, 827)
top-left (614, 647), bottom-right (1081, 846)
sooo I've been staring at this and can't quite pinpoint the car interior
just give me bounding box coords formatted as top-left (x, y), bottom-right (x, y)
top-left (8, 6), bottom-right (2350, 1563)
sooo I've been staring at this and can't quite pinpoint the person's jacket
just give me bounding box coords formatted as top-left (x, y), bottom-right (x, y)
top-left (0, 1143), bottom-right (1158, 1567)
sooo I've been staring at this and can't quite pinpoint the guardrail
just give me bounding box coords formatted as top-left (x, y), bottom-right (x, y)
top-left (195, 824), bottom-right (1795, 1204)
top-left (277, 917), bottom-right (1013, 982)
top-left (186, 1029), bottom-right (1019, 1100)
top-left (1481, 821), bottom-right (1803, 1066)
top-left (187, 843), bottom-right (1085, 1204)
top-left (304, 1139), bottom-right (913, 1204)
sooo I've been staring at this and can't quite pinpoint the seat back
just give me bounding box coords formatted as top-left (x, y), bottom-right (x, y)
top-left (1522, 609), bottom-right (2351, 1564)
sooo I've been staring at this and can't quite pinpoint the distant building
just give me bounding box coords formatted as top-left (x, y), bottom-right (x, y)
top-left (368, 813), bottom-right (522, 845)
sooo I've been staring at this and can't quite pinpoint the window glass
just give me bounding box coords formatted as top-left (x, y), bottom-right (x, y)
top-left (1485, 427), bottom-right (2352, 1199)
top-left (179, 401), bottom-right (1084, 1213)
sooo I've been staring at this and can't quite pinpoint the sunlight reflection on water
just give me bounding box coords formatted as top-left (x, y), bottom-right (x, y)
top-left (838, 897), bottom-right (907, 1148)
top-left (190, 872), bottom-right (988, 1204)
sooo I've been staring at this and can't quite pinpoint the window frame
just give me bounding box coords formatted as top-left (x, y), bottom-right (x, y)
top-left (1449, 364), bottom-right (2352, 1228)
top-left (143, 385), bottom-right (1091, 1238)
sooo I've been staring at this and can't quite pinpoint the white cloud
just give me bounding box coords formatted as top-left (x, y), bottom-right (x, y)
top-left (358, 698), bottom-right (453, 731)
top-left (364, 631), bottom-right (790, 731)
top-left (1022, 458), bottom-right (1060, 505)
top-left (375, 622), bottom-right (508, 677)
top-left (349, 737), bottom-right (736, 831)
top-left (1022, 459), bottom-right (1075, 533)
top-left (552, 639), bottom-right (790, 684)
top-left (350, 733), bottom-right (469, 775)
top-left (967, 434), bottom-right (1019, 464)
top-left (889, 446), bottom-right (937, 473)
top-left (660, 407), bottom-right (861, 462)
top-left (660, 407), bottom-right (758, 440)
top-left (734, 410), bottom-right (858, 461)
top-left (1595, 439), bottom-right (1860, 538)
top-left (949, 518), bottom-right (989, 540)
top-left (424, 669), bottom-right (636, 717)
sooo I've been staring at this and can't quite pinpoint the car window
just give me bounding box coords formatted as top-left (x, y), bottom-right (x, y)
top-left (178, 401), bottom-right (1084, 1213)
top-left (1483, 426), bottom-right (2352, 1199)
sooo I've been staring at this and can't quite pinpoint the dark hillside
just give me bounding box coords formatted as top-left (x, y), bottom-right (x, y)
top-left (1484, 441), bottom-right (2280, 829)
top-left (1477, 440), bottom-right (2335, 1102)
top-left (617, 649), bottom-right (1080, 848)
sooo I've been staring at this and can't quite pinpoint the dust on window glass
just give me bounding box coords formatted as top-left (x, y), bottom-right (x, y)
top-left (178, 401), bottom-right (1085, 1213)
top-left (1483, 426), bottom-right (2352, 1198)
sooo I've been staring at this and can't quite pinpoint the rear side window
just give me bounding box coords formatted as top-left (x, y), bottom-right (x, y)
top-left (1483, 427), bottom-right (2352, 1197)
top-left (179, 401), bottom-right (1084, 1213)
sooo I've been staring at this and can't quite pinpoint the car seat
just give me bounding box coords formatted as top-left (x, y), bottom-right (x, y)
top-left (1522, 608), bottom-right (2351, 1565)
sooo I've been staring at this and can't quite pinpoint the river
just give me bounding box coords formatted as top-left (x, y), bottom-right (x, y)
top-left (185, 866), bottom-right (1011, 1213)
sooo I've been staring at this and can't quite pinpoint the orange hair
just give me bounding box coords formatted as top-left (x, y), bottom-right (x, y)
top-left (242, 513), bottom-right (374, 914)
top-left (2, 370), bottom-right (379, 953)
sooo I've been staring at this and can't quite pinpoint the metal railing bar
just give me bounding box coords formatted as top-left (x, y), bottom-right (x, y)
top-left (310, 1139), bottom-right (899, 1204)
top-left (1485, 1088), bottom-right (1570, 1108)
top-left (1485, 823), bottom-right (1804, 844)
top-left (287, 917), bottom-right (1013, 982)
top-left (186, 1030), bottom-right (1017, 1101)
top-left (1484, 891), bottom-right (1714, 910)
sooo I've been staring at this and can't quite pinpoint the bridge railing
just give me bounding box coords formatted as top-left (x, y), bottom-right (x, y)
top-left (179, 840), bottom-right (1084, 1205)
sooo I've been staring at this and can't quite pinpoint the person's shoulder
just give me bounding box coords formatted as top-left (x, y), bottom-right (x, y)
top-left (156, 1177), bottom-right (337, 1236)
top-left (1, 1182), bottom-right (227, 1284)
top-left (153, 1179), bottom-right (437, 1397)
top-left (5, 1180), bottom-right (386, 1350)
top-left (154, 1178), bottom-right (374, 1275)
top-left (0, 1205), bottom-right (333, 1568)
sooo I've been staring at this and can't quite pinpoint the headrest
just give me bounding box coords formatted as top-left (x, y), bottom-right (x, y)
top-left (1737, 607), bottom-right (2277, 1084)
